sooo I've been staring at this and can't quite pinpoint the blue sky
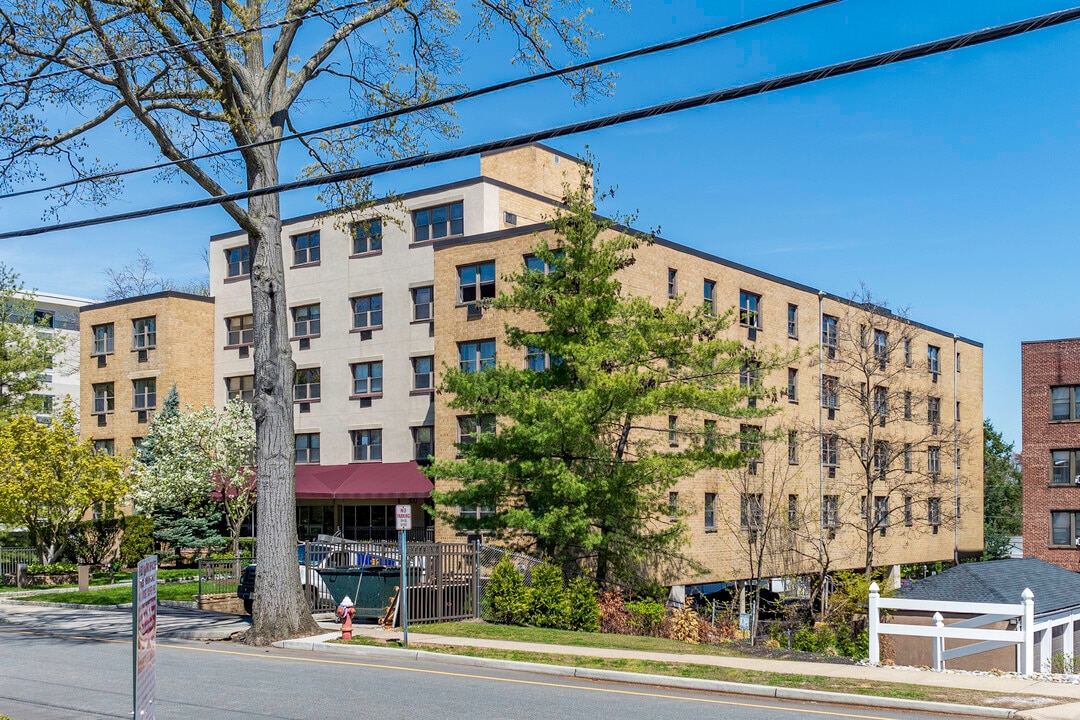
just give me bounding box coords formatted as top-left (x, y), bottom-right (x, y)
top-left (2, 0), bottom-right (1078, 449)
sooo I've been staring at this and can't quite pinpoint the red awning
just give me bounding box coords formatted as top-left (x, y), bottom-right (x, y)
top-left (294, 462), bottom-right (433, 500)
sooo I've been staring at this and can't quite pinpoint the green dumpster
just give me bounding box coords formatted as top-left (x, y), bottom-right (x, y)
top-left (318, 566), bottom-right (420, 619)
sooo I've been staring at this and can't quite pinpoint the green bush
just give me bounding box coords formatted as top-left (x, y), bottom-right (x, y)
top-left (626, 599), bottom-right (667, 637)
top-left (119, 515), bottom-right (155, 566)
top-left (564, 576), bottom-right (600, 632)
top-left (526, 563), bottom-right (568, 629)
top-left (483, 557), bottom-right (527, 625)
top-left (238, 537), bottom-right (257, 556)
top-left (68, 517), bottom-right (124, 566)
top-left (27, 562), bottom-right (77, 575)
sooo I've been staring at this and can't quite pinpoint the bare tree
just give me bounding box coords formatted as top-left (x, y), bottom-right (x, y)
top-left (1, 0), bottom-right (623, 644)
top-left (103, 250), bottom-right (210, 300)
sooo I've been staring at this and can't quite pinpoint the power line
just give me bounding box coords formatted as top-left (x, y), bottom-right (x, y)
top-left (0, 0), bottom-right (841, 201)
top-left (3, 3), bottom-right (1079, 241)
top-left (0, 0), bottom-right (374, 89)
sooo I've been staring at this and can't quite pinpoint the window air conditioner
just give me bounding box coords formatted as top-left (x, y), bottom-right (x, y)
top-left (1074, 475), bottom-right (1080, 485)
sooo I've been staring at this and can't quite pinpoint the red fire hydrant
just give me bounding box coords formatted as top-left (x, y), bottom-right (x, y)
top-left (337, 596), bottom-right (355, 641)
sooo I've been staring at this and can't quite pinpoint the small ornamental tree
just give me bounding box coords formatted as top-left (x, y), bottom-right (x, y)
top-left (484, 556), bottom-right (527, 625)
top-left (527, 563), bottom-right (568, 629)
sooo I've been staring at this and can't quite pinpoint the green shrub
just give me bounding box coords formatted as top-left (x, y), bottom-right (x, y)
top-left (238, 537), bottom-right (257, 556)
top-left (68, 518), bottom-right (124, 566)
top-left (119, 515), bottom-right (155, 566)
top-left (626, 599), bottom-right (667, 637)
top-left (27, 562), bottom-right (77, 575)
top-left (527, 563), bottom-right (568, 629)
top-left (483, 557), bottom-right (527, 625)
top-left (564, 576), bottom-right (600, 632)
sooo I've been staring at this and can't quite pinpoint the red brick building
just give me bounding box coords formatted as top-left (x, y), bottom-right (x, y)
top-left (1022, 338), bottom-right (1080, 570)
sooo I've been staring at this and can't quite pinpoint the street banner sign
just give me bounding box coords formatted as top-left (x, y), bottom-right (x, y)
top-left (396, 504), bottom-right (412, 530)
top-left (133, 555), bottom-right (157, 720)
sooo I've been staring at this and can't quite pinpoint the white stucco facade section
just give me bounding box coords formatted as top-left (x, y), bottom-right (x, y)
top-left (26, 292), bottom-right (93, 416)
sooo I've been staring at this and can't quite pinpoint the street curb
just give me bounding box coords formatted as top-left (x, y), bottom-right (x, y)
top-left (0, 598), bottom-right (196, 610)
top-left (274, 636), bottom-right (1017, 718)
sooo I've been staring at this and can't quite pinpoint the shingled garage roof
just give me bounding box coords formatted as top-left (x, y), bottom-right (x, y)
top-left (898, 558), bottom-right (1080, 616)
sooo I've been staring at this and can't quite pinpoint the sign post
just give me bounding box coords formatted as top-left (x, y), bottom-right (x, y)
top-left (396, 504), bottom-right (412, 647)
top-left (133, 555), bottom-right (157, 720)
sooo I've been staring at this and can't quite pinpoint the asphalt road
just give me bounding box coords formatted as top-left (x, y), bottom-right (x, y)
top-left (0, 621), bottom-right (968, 720)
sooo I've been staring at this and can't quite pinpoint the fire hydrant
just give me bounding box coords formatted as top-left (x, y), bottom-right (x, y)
top-left (336, 596), bottom-right (355, 641)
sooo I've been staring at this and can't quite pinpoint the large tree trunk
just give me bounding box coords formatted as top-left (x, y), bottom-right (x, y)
top-left (244, 146), bottom-right (319, 643)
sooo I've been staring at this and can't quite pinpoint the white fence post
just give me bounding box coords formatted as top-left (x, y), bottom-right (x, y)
top-left (1021, 588), bottom-right (1034, 676)
top-left (932, 612), bottom-right (944, 671)
top-left (868, 582), bottom-right (880, 664)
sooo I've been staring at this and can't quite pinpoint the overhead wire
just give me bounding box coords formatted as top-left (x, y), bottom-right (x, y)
top-left (0, 0), bottom-right (842, 201)
top-left (2, 3), bottom-right (1079, 241)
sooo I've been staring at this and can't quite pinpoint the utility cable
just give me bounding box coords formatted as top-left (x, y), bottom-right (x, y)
top-left (0, 0), bottom-right (841, 201)
top-left (2, 3), bottom-right (1078, 241)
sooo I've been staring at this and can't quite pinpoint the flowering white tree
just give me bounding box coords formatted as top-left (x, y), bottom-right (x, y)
top-left (133, 400), bottom-right (256, 559)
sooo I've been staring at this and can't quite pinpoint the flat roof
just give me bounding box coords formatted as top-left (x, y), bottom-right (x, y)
top-left (82, 290), bottom-right (214, 312)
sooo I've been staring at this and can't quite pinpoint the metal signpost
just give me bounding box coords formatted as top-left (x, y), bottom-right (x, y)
top-left (133, 555), bottom-right (157, 720)
top-left (396, 504), bottom-right (412, 647)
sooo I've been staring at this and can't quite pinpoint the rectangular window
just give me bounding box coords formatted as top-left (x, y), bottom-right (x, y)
top-left (928, 345), bottom-right (941, 376)
top-left (787, 304), bottom-right (798, 338)
top-left (788, 494), bottom-right (799, 528)
top-left (412, 286), bottom-right (433, 322)
top-left (788, 430), bottom-right (798, 465)
top-left (873, 386), bottom-right (888, 424)
top-left (787, 368), bottom-right (798, 403)
top-left (1051, 450), bottom-right (1080, 486)
top-left (904, 338), bottom-right (912, 367)
top-left (822, 495), bottom-right (839, 528)
top-left (821, 375), bottom-right (839, 409)
top-left (904, 443), bottom-right (912, 472)
top-left (822, 315), bottom-right (838, 358)
top-left (292, 304), bottom-right (321, 338)
top-left (457, 414), bottom-right (495, 446)
top-left (703, 279), bottom-right (716, 315)
top-left (459, 339), bottom-right (496, 372)
top-left (703, 419), bottom-right (718, 452)
top-left (904, 496), bottom-right (913, 526)
top-left (526, 346), bottom-right (551, 372)
top-left (295, 434), bottom-right (320, 464)
top-left (873, 330), bottom-right (888, 365)
top-left (92, 324), bottom-right (114, 355)
top-left (92, 383), bottom-right (114, 414)
top-left (294, 368), bottom-right (321, 402)
top-left (956, 352), bottom-right (961, 373)
top-left (292, 231), bottom-right (320, 265)
top-left (955, 401), bottom-right (960, 422)
top-left (351, 219), bottom-right (382, 255)
top-left (226, 315), bottom-right (254, 346)
top-left (668, 415), bottom-right (679, 447)
top-left (741, 361), bottom-right (760, 407)
top-left (414, 426), bottom-right (434, 462)
top-left (413, 356), bottom-right (434, 391)
top-left (928, 396), bottom-right (941, 425)
top-left (351, 294), bottom-right (383, 331)
top-left (226, 375), bottom-right (254, 402)
top-left (822, 434), bottom-right (839, 469)
top-left (669, 492), bottom-right (679, 522)
top-left (226, 246), bottom-right (250, 277)
top-left (132, 317), bottom-right (156, 349)
top-left (740, 424), bottom-right (761, 474)
top-left (739, 290), bottom-right (761, 329)
top-left (1051, 511), bottom-right (1080, 546)
top-left (903, 391), bottom-right (912, 420)
top-left (504, 211), bottom-right (517, 225)
top-left (458, 261), bottom-right (496, 304)
top-left (350, 429), bottom-right (382, 462)
top-left (351, 361), bottom-right (383, 396)
top-left (667, 268), bottom-right (678, 298)
top-left (740, 493), bottom-right (763, 530)
top-left (132, 378), bottom-right (156, 410)
top-left (1051, 386), bottom-right (1080, 421)
top-left (928, 498), bottom-right (942, 528)
top-left (414, 201), bottom-right (463, 242)
top-left (704, 493), bottom-right (716, 530)
top-left (928, 446), bottom-right (941, 480)
top-left (874, 496), bottom-right (889, 533)
top-left (94, 439), bottom-right (115, 456)
top-left (874, 441), bottom-right (889, 480)
top-left (524, 253), bottom-right (562, 275)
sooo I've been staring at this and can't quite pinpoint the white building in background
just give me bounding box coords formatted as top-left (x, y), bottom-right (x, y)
top-left (25, 292), bottom-right (94, 420)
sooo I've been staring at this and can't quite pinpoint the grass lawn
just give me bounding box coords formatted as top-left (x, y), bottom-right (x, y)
top-left (11, 581), bottom-right (199, 605)
top-left (1, 568), bottom-right (200, 593)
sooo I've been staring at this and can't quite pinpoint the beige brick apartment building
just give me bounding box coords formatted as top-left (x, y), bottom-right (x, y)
top-left (209, 144), bottom-right (984, 586)
top-left (78, 292), bottom-right (215, 458)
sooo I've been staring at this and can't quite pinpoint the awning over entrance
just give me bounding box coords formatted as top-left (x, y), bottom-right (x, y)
top-left (294, 462), bottom-right (434, 500)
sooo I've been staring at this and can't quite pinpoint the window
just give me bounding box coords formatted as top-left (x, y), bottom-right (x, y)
top-left (956, 352), bottom-right (961, 373)
top-left (667, 269), bottom-right (678, 298)
top-left (903, 391), bottom-right (912, 420)
top-left (822, 434), bottom-right (839, 470)
top-left (821, 375), bottom-right (839, 409)
top-left (294, 368), bottom-right (321, 402)
top-left (132, 378), bottom-right (156, 410)
top-left (33, 394), bottom-right (53, 415)
top-left (351, 361), bottom-right (383, 396)
top-left (226, 375), bottom-right (254, 402)
top-left (903, 338), bottom-right (912, 367)
top-left (1051, 450), bottom-right (1080, 486)
top-left (459, 339), bottom-right (495, 372)
top-left (873, 386), bottom-right (888, 424)
top-left (904, 443), bottom-right (912, 472)
top-left (524, 253), bottom-right (562, 275)
top-left (904, 496), bottom-right (913, 526)
top-left (458, 505), bottom-right (497, 521)
top-left (352, 219), bottom-right (382, 255)
top-left (350, 429), bottom-right (382, 462)
top-left (740, 424), bottom-right (761, 474)
top-left (928, 498), bottom-right (942, 528)
top-left (703, 419), bottom-right (718, 452)
top-left (292, 231), bottom-right (320, 265)
top-left (787, 368), bottom-right (798, 403)
top-left (226, 315), bottom-right (254, 346)
top-left (822, 315), bottom-right (838, 358)
top-left (668, 415), bottom-right (679, 447)
top-left (874, 441), bottom-right (889, 480)
top-left (94, 439), bottom-right (115, 456)
top-left (787, 304), bottom-right (798, 338)
top-left (292, 304), bottom-right (320, 338)
top-left (351, 295), bottom-right (382, 331)
top-left (860, 495), bottom-right (868, 519)
top-left (704, 493), bottom-right (716, 530)
top-left (414, 426), bottom-right (434, 462)
top-left (928, 396), bottom-right (941, 426)
top-left (874, 496), bottom-right (889, 534)
top-left (788, 430), bottom-right (799, 465)
top-left (669, 492), bottom-right (679, 522)
top-left (413, 356), bottom-right (434, 391)
top-left (295, 434), bottom-right (320, 464)
top-left (873, 330), bottom-right (888, 365)
top-left (226, 246), bottom-right (250, 277)
top-left (458, 261), bottom-right (495, 304)
top-left (414, 201), bottom-right (463, 242)
top-left (955, 401), bottom-right (960, 422)
top-left (928, 446), bottom-right (941, 480)
top-left (92, 383), bottom-right (114, 414)
top-left (526, 346), bottom-right (554, 372)
top-left (703, 279), bottom-right (716, 315)
top-left (1051, 511), bottom-right (1080, 546)
top-left (788, 494), bottom-right (799, 528)
top-left (412, 286), bottom-right (433, 322)
top-left (822, 495), bottom-right (839, 528)
top-left (740, 493), bottom-right (763, 530)
top-left (458, 414), bottom-right (495, 446)
top-left (741, 361), bottom-right (760, 407)
top-left (927, 345), bottom-right (941, 376)
top-left (739, 290), bottom-right (761, 329)
top-left (1051, 386), bottom-right (1080, 421)
top-left (132, 317), bottom-right (156, 349)
top-left (92, 324), bottom-right (114, 355)
top-left (504, 211), bottom-right (517, 225)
